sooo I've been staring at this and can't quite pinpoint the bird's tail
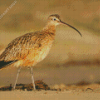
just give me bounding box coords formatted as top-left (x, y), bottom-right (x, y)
top-left (0, 60), bottom-right (17, 70)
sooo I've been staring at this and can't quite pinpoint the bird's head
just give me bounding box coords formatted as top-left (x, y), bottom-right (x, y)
top-left (47, 14), bottom-right (82, 36)
top-left (48, 14), bottom-right (61, 26)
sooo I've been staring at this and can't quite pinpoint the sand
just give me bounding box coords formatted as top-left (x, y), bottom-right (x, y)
top-left (1, 83), bottom-right (100, 100)
top-left (0, 90), bottom-right (100, 100)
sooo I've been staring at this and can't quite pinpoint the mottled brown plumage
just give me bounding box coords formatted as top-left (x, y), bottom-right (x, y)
top-left (0, 31), bottom-right (55, 67)
top-left (0, 14), bottom-right (81, 90)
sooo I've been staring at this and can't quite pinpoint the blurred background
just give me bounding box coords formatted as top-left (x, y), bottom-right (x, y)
top-left (0, 0), bottom-right (100, 86)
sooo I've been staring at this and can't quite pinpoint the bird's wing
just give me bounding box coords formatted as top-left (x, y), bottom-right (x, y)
top-left (0, 31), bottom-right (42, 61)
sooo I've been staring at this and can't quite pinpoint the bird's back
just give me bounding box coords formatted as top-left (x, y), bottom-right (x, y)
top-left (0, 30), bottom-right (55, 67)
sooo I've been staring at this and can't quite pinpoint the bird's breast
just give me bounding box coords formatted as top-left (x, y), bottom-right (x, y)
top-left (37, 43), bottom-right (52, 62)
top-left (32, 33), bottom-right (55, 63)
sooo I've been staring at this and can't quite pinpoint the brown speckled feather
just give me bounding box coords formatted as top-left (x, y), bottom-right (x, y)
top-left (0, 29), bottom-right (55, 67)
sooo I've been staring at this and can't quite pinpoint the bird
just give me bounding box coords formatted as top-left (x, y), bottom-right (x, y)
top-left (0, 14), bottom-right (82, 90)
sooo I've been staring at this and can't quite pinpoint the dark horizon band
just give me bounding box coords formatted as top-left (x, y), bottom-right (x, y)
top-left (60, 21), bottom-right (82, 37)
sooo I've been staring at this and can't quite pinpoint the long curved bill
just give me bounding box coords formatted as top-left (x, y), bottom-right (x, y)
top-left (60, 21), bottom-right (82, 37)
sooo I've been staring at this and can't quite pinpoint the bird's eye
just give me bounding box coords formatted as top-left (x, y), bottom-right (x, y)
top-left (53, 18), bottom-right (56, 21)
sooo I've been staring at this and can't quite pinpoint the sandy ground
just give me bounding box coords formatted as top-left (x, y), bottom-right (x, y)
top-left (1, 66), bottom-right (100, 100)
top-left (0, 90), bottom-right (100, 100)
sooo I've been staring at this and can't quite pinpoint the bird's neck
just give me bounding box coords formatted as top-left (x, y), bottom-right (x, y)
top-left (43, 24), bottom-right (56, 34)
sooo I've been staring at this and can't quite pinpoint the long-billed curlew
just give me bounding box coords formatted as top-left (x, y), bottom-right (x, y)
top-left (0, 14), bottom-right (82, 90)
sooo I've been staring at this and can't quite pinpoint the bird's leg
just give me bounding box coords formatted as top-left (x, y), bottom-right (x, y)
top-left (13, 67), bottom-right (21, 90)
top-left (30, 67), bottom-right (36, 90)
